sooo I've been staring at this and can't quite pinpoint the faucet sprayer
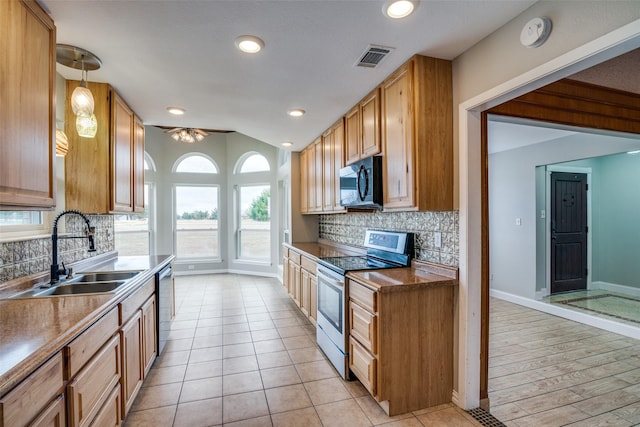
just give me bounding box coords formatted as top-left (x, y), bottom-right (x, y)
top-left (50, 209), bottom-right (96, 283)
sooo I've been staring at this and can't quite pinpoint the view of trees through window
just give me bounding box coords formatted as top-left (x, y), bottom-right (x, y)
top-left (238, 185), bottom-right (270, 260)
top-left (175, 185), bottom-right (220, 259)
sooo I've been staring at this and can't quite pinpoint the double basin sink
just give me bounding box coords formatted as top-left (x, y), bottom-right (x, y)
top-left (8, 271), bottom-right (141, 299)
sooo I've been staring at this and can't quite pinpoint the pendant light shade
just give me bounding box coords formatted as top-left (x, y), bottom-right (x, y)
top-left (71, 83), bottom-right (94, 116)
top-left (76, 114), bottom-right (98, 138)
top-left (55, 129), bottom-right (69, 156)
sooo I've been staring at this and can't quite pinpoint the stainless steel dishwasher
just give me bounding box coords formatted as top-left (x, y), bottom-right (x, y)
top-left (156, 263), bottom-right (173, 355)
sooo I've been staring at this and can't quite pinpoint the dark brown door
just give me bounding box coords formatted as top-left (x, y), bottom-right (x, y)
top-left (551, 172), bottom-right (588, 294)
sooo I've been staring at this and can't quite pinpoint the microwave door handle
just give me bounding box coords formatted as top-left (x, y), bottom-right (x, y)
top-left (357, 165), bottom-right (368, 201)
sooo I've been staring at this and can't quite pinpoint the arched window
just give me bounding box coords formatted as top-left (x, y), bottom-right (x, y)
top-left (174, 153), bottom-right (219, 174)
top-left (235, 152), bottom-right (270, 174)
top-left (144, 152), bottom-right (156, 171)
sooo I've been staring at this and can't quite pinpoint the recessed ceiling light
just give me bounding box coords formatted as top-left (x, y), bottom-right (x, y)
top-left (282, 141), bottom-right (293, 147)
top-left (167, 107), bottom-right (185, 115)
top-left (235, 35), bottom-right (265, 54)
top-left (628, 150), bottom-right (640, 154)
top-left (383, 0), bottom-right (418, 19)
top-left (287, 109), bottom-right (305, 117)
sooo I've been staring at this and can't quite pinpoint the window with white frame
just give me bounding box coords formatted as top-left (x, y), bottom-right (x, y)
top-left (174, 185), bottom-right (220, 260)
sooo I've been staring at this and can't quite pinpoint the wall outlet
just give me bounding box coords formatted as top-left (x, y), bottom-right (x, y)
top-left (434, 232), bottom-right (442, 248)
top-left (540, 210), bottom-right (546, 219)
top-left (515, 218), bottom-right (522, 226)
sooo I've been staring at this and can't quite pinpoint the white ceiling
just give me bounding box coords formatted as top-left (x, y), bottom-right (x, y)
top-left (43, 0), bottom-right (537, 151)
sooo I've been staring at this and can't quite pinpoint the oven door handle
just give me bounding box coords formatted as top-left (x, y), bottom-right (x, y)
top-left (317, 270), bottom-right (344, 290)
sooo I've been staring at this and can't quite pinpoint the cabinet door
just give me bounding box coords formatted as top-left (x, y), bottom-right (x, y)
top-left (142, 296), bottom-right (157, 376)
top-left (89, 384), bottom-right (121, 427)
top-left (313, 139), bottom-right (323, 212)
top-left (0, 0), bottom-right (56, 209)
top-left (306, 146), bottom-right (317, 213)
top-left (322, 130), bottom-right (334, 212)
top-left (349, 337), bottom-right (377, 396)
top-left (299, 149), bottom-right (309, 214)
top-left (309, 273), bottom-right (318, 323)
top-left (344, 106), bottom-right (360, 165)
top-left (111, 91), bottom-right (134, 213)
top-left (133, 116), bottom-right (145, 213)
top-left (283, 254), bottom-right (290, 291)
top-left (382, 65), bottom-right (414, 209)
top-left (292, 263), bottom-right (301, 307)
top-left (30, 394), bottom-right (65, 427)
top-left (360, 89), bottom-right (381, 158)
top-left (332, 119), bottom-right (345, 212)
top-left (300, 268), bottom-right (311, 316)
top-left (120, 311), bottom-right (143, 417)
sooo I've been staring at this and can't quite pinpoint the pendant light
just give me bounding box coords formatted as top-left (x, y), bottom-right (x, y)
top-left (56, 45), bottom-right (102, 138)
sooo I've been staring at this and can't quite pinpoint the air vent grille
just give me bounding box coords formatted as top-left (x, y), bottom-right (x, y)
top-left (356, 45), bottom-right (394, 68)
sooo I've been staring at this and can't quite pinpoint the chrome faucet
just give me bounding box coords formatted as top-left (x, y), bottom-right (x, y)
top-left (50, 209), bottom-right (96, 283)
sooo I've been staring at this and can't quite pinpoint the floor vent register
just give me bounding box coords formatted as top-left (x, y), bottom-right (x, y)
top-left (467, 408), bottom-right (506, 427)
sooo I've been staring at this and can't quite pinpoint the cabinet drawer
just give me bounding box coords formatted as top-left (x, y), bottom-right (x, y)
top-left (349, 280), bottom-right (377, 312)
top-left (300, 256), bottom-right (317, 273)
top-left (349, 337), bottom-right (377, 396)
top-left (349, 302), bottom-right (377, 354)
top-left (68, 335), bottom-right (121, 427)
top-left (120, 277), bottom-right (154, 324)
top-left (90, 384), bottom-right (121, 427)
top-left (289, 250), bottom-right (301, 264)
top-left (66, 308), bottom-right (119, 379)
top-left (0, 352), bottom-right (64, 427)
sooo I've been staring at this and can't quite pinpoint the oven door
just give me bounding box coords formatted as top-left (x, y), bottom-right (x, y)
top-left (316, 267), bottom-right (346, 348)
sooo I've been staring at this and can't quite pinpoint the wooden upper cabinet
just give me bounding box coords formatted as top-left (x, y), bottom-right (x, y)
top-left (382, 55), bottom-right (453, 211)
top-left (65, 81), bottom-right (145, 214)
top-left (344, 88), bottom-right (381, 165)
top-left (332, 119), bottom-right (345, 212)
top-left (322, 119), bottom-right (345, 214)
top-left (313, 138), bottom-right (323, 213)
top-left (299, 149), bottom-right (309, 214)
top-left (0, 0), bottom-right (56, 210)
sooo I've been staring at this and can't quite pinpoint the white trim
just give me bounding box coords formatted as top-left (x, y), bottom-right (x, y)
top-left (491, 289), bottom-right (640, 340)
top-left (592, 281), bottom-right (640, 298)
top-left (457, 19), bottom-right (640, 410)
top-left (173, 268), bottom-right (278, 279)
top-left (544, 166), bottom-right (592, 296)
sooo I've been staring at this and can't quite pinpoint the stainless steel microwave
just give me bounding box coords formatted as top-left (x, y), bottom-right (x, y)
top-left (339, 156), bottom-right (383, 209)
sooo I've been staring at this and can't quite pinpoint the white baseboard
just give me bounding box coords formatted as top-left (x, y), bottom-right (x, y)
top-left (490, 289), bottom-right (640, 340)
top-left (173, 269), bottom-right (278, 279)
top-left (591, 281), bottom-right (640, 298)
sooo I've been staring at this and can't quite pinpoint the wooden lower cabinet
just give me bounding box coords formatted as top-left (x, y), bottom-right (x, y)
top-left (282, 246), bottom-right (318, 324)
top-left (0, 352), bottom-right (64, 427)
top-left (348, 278), bottom-right (454, 416)
top-left (91, 384), bottom-right (121, 427)
top-left (30, 393), bottom-right (65, 427)
top-left (121, 311), bottom-right (143, 417)
top-left (142, 296), bottom-right (157, 376)
top-left (68, 335), bottom-right (121, 427)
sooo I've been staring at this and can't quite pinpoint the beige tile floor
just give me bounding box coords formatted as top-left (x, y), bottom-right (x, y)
top-left (124, 274), bottom-right (482, 427)
top-left (489, 297), bottom-right (640, 426)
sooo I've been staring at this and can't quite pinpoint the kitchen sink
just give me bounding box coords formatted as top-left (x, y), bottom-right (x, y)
top-left (73, 271), bottom-right (140, 282)
top-left (35, 281), bottom-right (126, 296)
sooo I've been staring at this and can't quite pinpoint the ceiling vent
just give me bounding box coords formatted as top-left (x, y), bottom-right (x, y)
top-left (356, 45), bottom-right (394, 68)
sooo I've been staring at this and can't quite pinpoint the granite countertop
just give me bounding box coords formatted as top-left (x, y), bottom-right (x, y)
top-left (285, 241), bottom-right (364, 259)
top-left (347, 262), bottom-right (458, 293)
top-left (0, 254), bottom-right (173, 396)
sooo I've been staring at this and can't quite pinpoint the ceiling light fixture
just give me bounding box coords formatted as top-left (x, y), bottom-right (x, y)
top-left (281, 141), bottom-right (293, 147)
top-left (56, 44), bottom-right (102, 138)
top-left (165, 128), bottom-right (208, 143)
top-left (167, 107), bottom-right (186, 115)
top-left (383, 0), bottom-right (418, 19)
top-left (627, 150), bottom-right (640, 154)
top-left (287, 109), bottom-right (305, 117)
top-left (235, 35), bottom-right (265, 54)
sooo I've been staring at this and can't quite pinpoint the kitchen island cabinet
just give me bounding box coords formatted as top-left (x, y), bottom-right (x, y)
top-left (381, 55), bottom-right (453, 211)
top-left (0, 0), bottom-right (56, 210)
top-left (347, 262), bottom-right (457, 416)
top-left (64, 81), bottom-right (144, 214)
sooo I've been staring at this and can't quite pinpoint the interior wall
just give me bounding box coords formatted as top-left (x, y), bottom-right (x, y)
top-left (489, 130), bottom-right (640, 299)
top-left (593, 152), bottom-right (640, 287)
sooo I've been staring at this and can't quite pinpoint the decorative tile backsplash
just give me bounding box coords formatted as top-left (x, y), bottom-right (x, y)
top-left (319, 211), bottom-right (459, 266)
top-left (0, 215), bottom-right (114, 283)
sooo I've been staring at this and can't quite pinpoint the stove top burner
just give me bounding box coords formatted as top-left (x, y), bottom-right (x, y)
top-left (317, 255), bottom-right (401, 275)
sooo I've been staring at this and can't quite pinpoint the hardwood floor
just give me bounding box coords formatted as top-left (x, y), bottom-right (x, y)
top-left (489, 297), bottom-right (640, 426)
